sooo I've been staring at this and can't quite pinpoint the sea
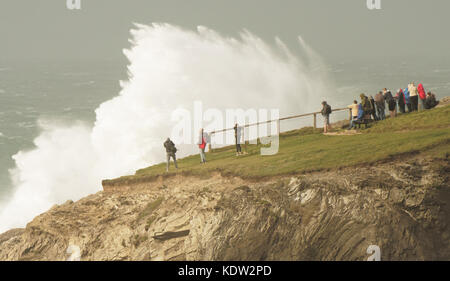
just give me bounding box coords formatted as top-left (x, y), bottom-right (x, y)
top-left (0, 59), bottom-right (126, 203)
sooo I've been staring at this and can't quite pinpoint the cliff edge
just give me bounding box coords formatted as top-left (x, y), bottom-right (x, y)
top-left (0, 154), bottom-right (448, 260)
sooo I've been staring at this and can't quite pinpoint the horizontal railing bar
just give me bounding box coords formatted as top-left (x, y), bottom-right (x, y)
top-left (209, 107), bottom-right (350, 135)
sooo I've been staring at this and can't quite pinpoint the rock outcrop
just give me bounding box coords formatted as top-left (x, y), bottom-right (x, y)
top-left (0, 156), bottom-right (449, 261)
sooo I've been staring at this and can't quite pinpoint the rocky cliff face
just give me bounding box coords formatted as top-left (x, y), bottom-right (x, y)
top-left (0, 155), bottom-right (449, 261)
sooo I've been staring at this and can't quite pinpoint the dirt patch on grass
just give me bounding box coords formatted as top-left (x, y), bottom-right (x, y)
top-left (323, 130), bottom-right (362, 136)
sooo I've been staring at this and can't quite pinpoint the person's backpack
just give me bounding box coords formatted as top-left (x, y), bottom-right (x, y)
top-left (166, 141), bottom-right (177, 153)
top-left (325, 104), bottom-right (332, 115)
top-left (389, 98), bottom-right (396, 108)
top-left (170, 142), bottom-right (177, 153)
top-left (385, 92), bottom-right (394, 103)
top-left (363, 98), bottom-right (372, 113)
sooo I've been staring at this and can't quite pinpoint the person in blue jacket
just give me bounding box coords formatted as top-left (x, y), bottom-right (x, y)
top-left (404, 87), bottom-right (412, 113)
top-left (357, 103), bottom-right (364, 120)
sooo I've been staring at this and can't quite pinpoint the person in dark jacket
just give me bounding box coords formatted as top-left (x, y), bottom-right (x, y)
top-left (383, 88), bottom-right (396, 118)
top-left (164, 138), bottom-right (178, 172)
top-left (425, 91), bottom-right (439, 109)
top-left (360, 94), bottom-right (373, 120)
top-left (396, 89), bottom-right (406, 114)
top-left (374, 91), bottom-right (385, 120)
top-left (321, 101), bottom-right (332, 133)
top-left (369, 95), bottom-right (378, 120)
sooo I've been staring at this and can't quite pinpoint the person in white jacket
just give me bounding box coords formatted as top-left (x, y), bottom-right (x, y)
top-left (197, 128), bottom-right (208, 163)
top-left (408, 82), bottom-right (419, 111)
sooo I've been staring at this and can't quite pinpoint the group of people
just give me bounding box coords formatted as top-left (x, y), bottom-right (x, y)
top-left (164, 124), bottom-right (245, 172)
top-left (341, 82), bottom-right (439, 130)
top-left (165, 82), bottom-right (439, 171)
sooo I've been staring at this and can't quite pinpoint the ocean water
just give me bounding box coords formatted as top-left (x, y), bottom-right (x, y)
top-left (0, 60), bottom-right (125, 203)
top-left (0, 25), bottom-right (449, 232)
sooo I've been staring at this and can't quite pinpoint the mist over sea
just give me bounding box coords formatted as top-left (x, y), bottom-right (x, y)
top-left (0, 25), bottom-right (449, 232)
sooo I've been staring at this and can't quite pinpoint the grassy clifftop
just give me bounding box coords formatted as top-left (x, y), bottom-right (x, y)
top-left (104, 104), bottom-right (450, 186)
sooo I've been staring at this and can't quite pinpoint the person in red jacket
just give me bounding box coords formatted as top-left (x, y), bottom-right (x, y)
top-left (417, 83), bottom-right (427, 110)
top-left (197, 128), bottom-right (208, 164)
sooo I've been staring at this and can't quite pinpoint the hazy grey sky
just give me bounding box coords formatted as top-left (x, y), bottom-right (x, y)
top-left (1, 0), bottom-right (449, 63)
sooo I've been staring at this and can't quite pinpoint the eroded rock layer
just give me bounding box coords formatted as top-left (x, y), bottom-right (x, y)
top-left (0, 156), bottom-right (448, 261)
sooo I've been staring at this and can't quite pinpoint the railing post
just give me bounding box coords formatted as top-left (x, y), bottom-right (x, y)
top-left (208, 132), bottom-right (213, 153)
top-left (243, 126), bottom-right (247, 153)
top-left (277, 119), bottom-right (280, 136)
top-left (349, 109), bottom-right (352, 121)
top-left (313, 113), bottom-right (317, 129)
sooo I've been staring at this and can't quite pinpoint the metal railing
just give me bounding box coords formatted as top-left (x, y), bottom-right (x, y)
top-left (208, 107), bottom-right (352, 152)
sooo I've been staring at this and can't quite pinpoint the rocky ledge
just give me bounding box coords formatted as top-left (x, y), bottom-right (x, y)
top-left (0, 155), bottom-right (448, 261)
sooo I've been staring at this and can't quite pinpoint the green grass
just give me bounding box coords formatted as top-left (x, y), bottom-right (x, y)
top-left (366, 105), bottom-right (450, 133)
top-left (104, 106), bottom-right (450, 185)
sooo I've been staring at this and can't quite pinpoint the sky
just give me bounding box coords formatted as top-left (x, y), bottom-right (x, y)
top-left (0, 0), bottom-right (449, 63)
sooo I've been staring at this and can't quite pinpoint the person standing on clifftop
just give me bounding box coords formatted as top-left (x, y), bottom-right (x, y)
top-left (198, 128), bottom-right (208, 164)
top-left (369, 95), bottom-right (378, 121)
top-left (347, 100), bottom-right (359, 130)
top-left (383, 88), bottom-right (397, 118)
top-left (408, 82), bottom-right (419, 111)
top-left (360, 94), bottom-right (373, 120)
top-left (374, 91), bottom-right (385, 120)
top-left (418, 83), bottom-right (427, 110)
top-left (321, 101), bottom-right (332, 133)
top-left (396, 89), bottom-right (406, 114)
top-left (164, 138), bottom-right (178, 172)
top-left (404, 87), bottom-right (412, 113)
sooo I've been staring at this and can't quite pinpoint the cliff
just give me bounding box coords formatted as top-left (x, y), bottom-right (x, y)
top-left (0, 154), bottom-right (448, 261)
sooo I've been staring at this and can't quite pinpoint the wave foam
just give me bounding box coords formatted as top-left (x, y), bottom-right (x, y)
top-left (0, 23), bottom-right (332, 233)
